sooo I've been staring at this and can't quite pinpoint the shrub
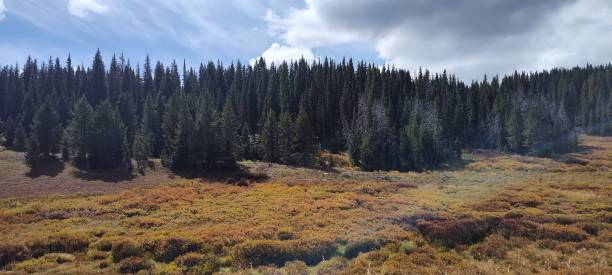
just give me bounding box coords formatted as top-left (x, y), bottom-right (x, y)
top-left (471, 234), bottom-right (511, 260)
top-left (231, 239), bottom-right (336, 267)
top-left (283, 260), bottom-right (308, 275)
top-left (315, 257), bottom-right (348, 275)
top-left (496, 218), bottom-right (541, 239)
top-left (398, 241), bottom-right (416, 254)
top-left (175, 252), bottom-right (205, 268)
top-left (96, 239), bottom-right (113, 252)
top-left (416, 218), bottom-right (489, 247)
top-left (539, 224), bottom-right (588, 242)
top-left (118, 257), bottom-right (150, 274)
top-left (112, 239), bottom-right (142, 262)
top-left (344, 239), bottom-right (386, 259)
top-left (149, 237), bottom-right (201, 262)
top-left (87, 250), bottom-right (108, 260)
top-left (277, 227), bottom-right (295, 240)
top-left (48, 232), bottom-right (90, 253)
top-left (0, 243), bottom-right (31, 267)
top-left (575, 240), bottom-right (604, 250)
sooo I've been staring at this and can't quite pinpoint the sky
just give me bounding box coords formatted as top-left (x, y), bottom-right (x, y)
top-left (0, 0), bottom-right (611, 81)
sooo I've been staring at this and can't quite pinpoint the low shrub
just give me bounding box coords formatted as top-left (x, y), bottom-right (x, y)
top-left (277, 227), bottom-right (295, 240)
top-left (118, 257), bottom-right (150, 274)
top-left (27, 232), bottom-right (90, 256)
top-left (575, 239), bottom-right (604, 250)
top-left (576, 222), bottom-right (603, 235)
top-left (496, 218), bottom-right (541, 239)
top-left (175, 252), bottom-right (205, 268)
top-left (344, 239), bottom-right (386, 259)
top-left (471, 234), bottom-right (511, 260)
top-left (96, 239), bottom-right (113, 252)
top-left (148, 237), bottom-right (201, 262)
top-left (539, 224), bottom-right (588, 242)
top-left (231, 239), bottom-right (335, 267)
top-left (416, 218), bottom-right (489, 247)
top-left (315, 257), bottom-right (348, 275)
top-left (87, 250), bottom-right (108, 260)
top-left (0, 243), bottom-right (31, 267)
top-left (112, 239), bottom-right (142, 262)
top-left (283, 260), bottom-right (309, 275)
top-left (398, 241), bottom-right (417, 254)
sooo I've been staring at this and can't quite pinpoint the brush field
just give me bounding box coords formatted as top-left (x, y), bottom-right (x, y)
top-left (0, 136), bottom-right (610, 274)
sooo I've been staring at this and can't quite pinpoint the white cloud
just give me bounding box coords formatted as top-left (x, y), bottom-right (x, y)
top-left (68, 0), bottom-right (109, 18)
top-left (265, 0), bottom-right (612, 80)
top-left (0, 0), bottom-right (6, 21)
top-left (251, 43), bottom-right (316, 66)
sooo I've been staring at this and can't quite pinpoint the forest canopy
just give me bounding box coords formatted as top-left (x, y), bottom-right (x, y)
top-left (0, 50), bottom-right (610, 172)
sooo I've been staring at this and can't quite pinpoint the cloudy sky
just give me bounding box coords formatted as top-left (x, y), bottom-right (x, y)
top-left (0, 0), bottom-right (610, 80)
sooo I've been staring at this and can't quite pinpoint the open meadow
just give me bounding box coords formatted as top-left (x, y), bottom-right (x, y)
top-left (0, 135), bottom-right (610, 274)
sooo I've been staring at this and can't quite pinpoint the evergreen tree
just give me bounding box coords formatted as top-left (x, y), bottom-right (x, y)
top-left (87, 49), bottom-right (107, 105)
top-left (292, 100), bottom-right (318, 166)
top-left (64, 97), bottom-right (94, 168)
top-left (505, 106), bottom-right (525, 153)
top-left (132, 121), bottom-right (150, 174)
top-left (260, 111), bottom-right (277, 162)
top-left (89, 101), bottom-right (128, 169)
top-left (277, 111), bottom-right (295, 164)
top-left (31, 98), bottom-right (61, 159)
top-left (24, 137), bottom-right (39, 167)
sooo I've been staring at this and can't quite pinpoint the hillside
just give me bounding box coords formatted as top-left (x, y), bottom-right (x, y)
top-left (0, 135), bottom-right (610, 274)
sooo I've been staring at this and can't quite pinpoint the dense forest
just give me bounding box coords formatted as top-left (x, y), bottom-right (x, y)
top-left (0, 50), bottom-right (610, 172)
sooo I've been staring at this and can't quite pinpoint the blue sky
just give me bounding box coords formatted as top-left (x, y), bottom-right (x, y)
top-left (0, 0), bottom-right (611, 81)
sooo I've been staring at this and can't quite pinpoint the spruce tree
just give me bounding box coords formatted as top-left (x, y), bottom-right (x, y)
top-left (31, 98), bottom-right (61, 159)
top-left (64, 97), bottom-right (94, 168)
top-left (277, 111), bottom-right (295, 164)
top-left (260, 111), bottom-right (277, 162)
top-left (132, 121), bottom-right (150, 174)
top-left (292, 100), bottom-right (317, 166)
top-left (89, 100), bottom-right (128, 169)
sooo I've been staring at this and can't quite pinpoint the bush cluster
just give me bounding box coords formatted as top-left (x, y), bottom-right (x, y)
top-left (231, 239), bottom-right (336, 267)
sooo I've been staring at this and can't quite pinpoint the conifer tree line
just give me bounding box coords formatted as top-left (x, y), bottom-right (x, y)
top-left (0, 50), bottom-right (610, 172)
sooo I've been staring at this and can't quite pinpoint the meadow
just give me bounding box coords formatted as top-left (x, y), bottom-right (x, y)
top-left (0, 136), bottom-right (610, 274)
